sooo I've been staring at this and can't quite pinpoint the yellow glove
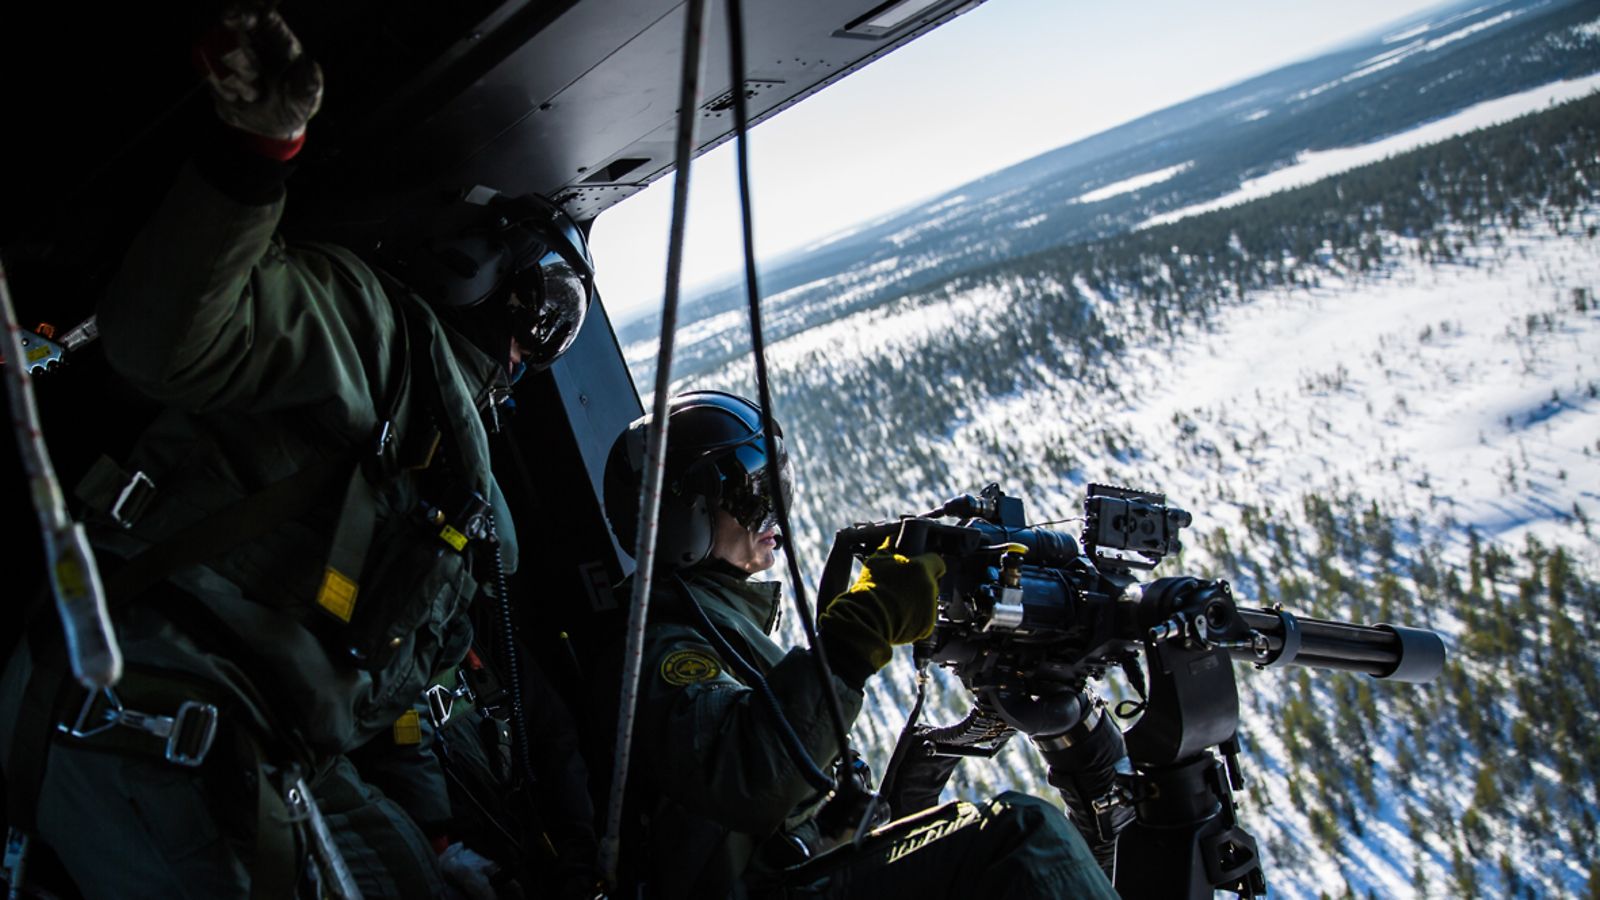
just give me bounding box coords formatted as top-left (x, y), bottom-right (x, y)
top-left (819, 549), bottom-right (945, 681)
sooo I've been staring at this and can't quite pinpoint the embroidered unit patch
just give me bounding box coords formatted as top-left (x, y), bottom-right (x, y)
top-left (660, 649), bottom-right (721, 686)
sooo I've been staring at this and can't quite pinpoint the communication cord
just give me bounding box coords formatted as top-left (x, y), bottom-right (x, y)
top-left (672, 573), bottom-right (833, 791)
top-left (724, 0), bottom-right (857, 786)
top-left (599, 0), bottom-right (711, 888)
top-left (489, 514), bottom-right (536, 789)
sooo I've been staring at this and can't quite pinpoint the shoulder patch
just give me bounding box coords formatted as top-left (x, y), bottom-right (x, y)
top-left (660, 649), bottom-right (722, 686)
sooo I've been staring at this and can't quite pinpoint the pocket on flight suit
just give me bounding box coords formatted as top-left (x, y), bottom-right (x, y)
top-left (345, 518), bottom-right (471, 673)
top-left (37, 745), bottom-right (247, 898)
top-left (120, 755), bottom-right (227, 861)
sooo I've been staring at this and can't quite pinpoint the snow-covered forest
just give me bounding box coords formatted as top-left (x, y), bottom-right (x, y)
top-left (625, 82), bottom-right (1600, 897)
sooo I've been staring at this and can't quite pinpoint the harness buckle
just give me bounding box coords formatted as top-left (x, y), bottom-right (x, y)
top-left (164, 701), bottom-right (221, 767)
top-left (424, 684), bottom-right (454, 727)
top-left (424, 680), bottom-right (476, 728)
top-left (108, 470), bottom-right (156, 529)
top-left (57, 688), bottom-right (219, 767)
top-left (374, 419), bottom-right (394, 456)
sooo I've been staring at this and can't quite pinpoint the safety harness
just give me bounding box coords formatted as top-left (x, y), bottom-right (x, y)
top-left (4, 289), bottom-right (495, 897)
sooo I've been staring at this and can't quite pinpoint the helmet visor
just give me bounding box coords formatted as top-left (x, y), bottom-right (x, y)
top-left (717, 438), bottom-right (792, 534)
top-left (509, 251), bottom-right (591, 372)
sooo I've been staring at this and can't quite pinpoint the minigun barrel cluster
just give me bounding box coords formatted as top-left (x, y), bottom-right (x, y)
top-left (1234, 607), bottom-right (1444, 682)
top-left (827, 482), bottom-right (1447, 900)
top-left (826, 483), bottom-right (1445, 697)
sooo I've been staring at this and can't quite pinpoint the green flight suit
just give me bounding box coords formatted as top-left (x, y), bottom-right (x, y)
top-left (596, 569), bottom-right (1117, 900)
top-left (0, 157), bottom-right (517, 898)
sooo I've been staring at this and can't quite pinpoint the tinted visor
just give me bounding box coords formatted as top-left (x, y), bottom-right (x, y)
top-left (715, 437), bottom-right (792, 534)
top-left (498, 195), bottom-right (596, 372)
top-left (509, 250), bottom-right (589, 371)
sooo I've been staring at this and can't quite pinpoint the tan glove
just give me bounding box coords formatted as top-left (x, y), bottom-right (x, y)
top-left (195, 5), bottom-right (324, 145)
top-left (819, 549), bottom-right (945, 679)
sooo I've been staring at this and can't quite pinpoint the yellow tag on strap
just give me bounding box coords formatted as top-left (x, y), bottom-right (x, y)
top-left (439, 525), bottom-right (468, 551)
top-left (392, 710), bottom-right (422, 745)
top-left (317, 568), bottom-right (359, 622)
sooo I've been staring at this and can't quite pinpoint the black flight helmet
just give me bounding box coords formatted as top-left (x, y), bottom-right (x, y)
top-left (395, 189), bottom-right (595, 374)
top-left (603, 390), bottom-right (792, 569)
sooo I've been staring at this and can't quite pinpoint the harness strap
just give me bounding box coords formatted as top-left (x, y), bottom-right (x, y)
top-left (6, 631), bottom-right (303, 898)
top-left (5, 593), bottom-right (67, 834)
top-left (242, 730), bottom-right (299, 900)
top-left (4, 272), bottom-right (477, 895)
top-left (53, 668), bottom-right (228, 766)
top-left (103, 451), bottom-right (352, 606)
top-left (5, 452), bottom-right (343, 891)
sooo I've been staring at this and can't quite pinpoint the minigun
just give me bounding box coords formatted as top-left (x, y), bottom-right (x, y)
top-left (820, 483), bottom-right (1445, 899)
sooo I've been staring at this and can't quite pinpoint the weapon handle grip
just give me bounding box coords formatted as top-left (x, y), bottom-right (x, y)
top-left (893, 518), bottom-right (930, 556)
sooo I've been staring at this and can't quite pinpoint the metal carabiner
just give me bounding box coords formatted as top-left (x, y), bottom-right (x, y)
top-left (57, 687), bottom-right (219, 767)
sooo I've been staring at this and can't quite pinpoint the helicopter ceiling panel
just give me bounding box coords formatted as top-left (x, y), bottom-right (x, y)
top-left (0, 0), bottom-right (983, 302)
top-left (290, 0), bottom-right (985, 238)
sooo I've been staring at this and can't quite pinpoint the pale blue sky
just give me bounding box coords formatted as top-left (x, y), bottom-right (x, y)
top-left (589, 0), bottom-right (1460, 323)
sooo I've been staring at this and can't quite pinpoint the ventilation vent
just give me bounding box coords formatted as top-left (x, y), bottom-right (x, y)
top-left (582, 158), bottom-right (651, 184)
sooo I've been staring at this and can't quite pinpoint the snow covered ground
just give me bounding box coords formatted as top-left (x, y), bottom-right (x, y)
top-left (753, 212), bottom-right (1600, 898)
top-left (1074, 162), bottom-right (1194, 204)
top-left (1102, 221), bottom-right (1598, 898)
top-left (1143, 74), bottom-right (1600, 229)
top-left (1113, 222), bottom-right (1600, 568)
top-left (1296, 6), bottom-right (1532, 99)
top-left (632, 89), bottom-right (1600, 892)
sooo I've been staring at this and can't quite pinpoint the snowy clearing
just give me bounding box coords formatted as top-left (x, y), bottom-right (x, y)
top-left (1141, 74), bottom-right (1600, 228)
top-left (1074, 162), bottom-right (1194, 204)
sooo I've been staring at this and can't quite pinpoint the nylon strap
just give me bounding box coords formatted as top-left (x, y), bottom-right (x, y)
top-left (318, 285), bottom-right (447, 626)
top-left (317, 467), bottom-right (381, 623)
top-left (6, 593), bottom-right (68, 833)
top-left (102, 452), bottom-right (353, 605)
top-left (6, 626), bottom-right (303, 897)
top-left (242, 731), bottom-right (298, 900)
top-left (4, 428), bottom-right (350, 884)
top-left (4, 274), bottom-right (442, 898)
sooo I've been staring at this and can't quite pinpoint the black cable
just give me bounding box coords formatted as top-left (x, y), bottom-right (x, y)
top-left (490, 514), bottom-right (537, 789)
top-left (672, 574), bottom-right (833, 792)
top-left (437, 741), bottom-right (527, 853)
top-left (724, 0), bottom-right (856, 788)
top-left (865, 668), bottom-right (931, 843)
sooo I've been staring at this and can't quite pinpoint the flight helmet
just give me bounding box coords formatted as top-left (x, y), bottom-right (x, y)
top-left (392, 190), bottom-right (595, 373)
top-left (604, 390), bottom-right (792, 569)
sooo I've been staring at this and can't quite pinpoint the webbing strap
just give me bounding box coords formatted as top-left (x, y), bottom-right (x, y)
top-left (104, 451), bottom-right (353, 605)
top-left (317, 465), bottom-right (382, 624)
top-left (5, 597), bottom-right (68, 833)
top-left (5, 451), bottom-right (344, 873)
top-left (243, 732), bottom-right (298, 900)
top-left (316, 286), bottom-right (421, 626)
top-left (5, 646), bottom-right (303, 897)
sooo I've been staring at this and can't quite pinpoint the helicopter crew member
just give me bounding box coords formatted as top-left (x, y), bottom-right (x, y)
top-left (595, 390), bottom-right (1117, 899)
top-left (0, 8), bottom-right (593, 899)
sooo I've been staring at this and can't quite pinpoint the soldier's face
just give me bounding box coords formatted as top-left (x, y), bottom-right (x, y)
top-left (506, 291), bottom-right (529, 374)
top-left (508, 335), bottom-right (529, 374)
top-left (710, 508), bottom-right (778, 574)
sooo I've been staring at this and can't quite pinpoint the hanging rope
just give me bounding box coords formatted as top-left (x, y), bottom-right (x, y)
top-left (598, 0), bottom-right (713, 888)
top-left (2, 258), bottom-right (122, 690)
top-left (724, 0), bottom-right (856, 788)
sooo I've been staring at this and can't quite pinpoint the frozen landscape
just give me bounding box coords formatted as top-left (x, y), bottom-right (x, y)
top-left (632, 126), bottom-right (1599, 898)
top-left (614, 2), bottom-right (1600, 893)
